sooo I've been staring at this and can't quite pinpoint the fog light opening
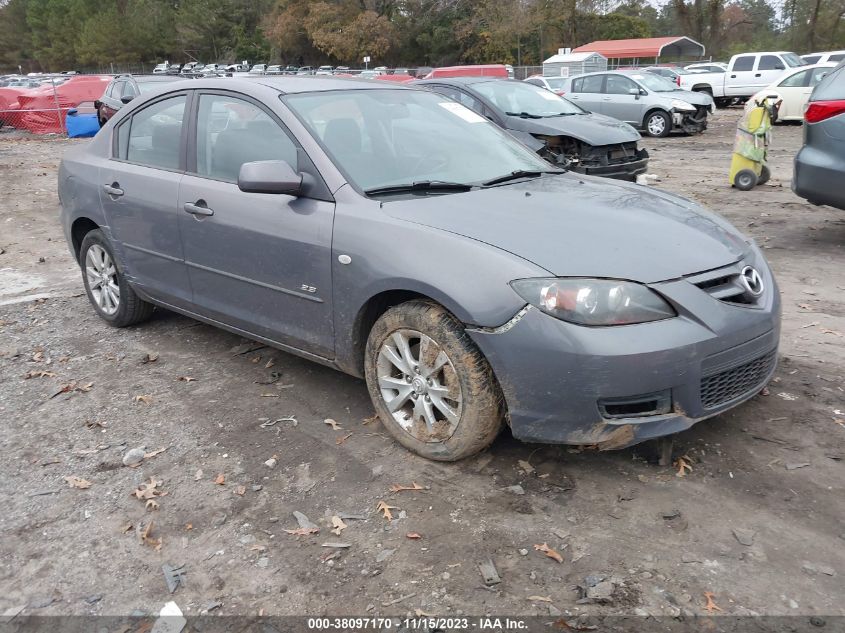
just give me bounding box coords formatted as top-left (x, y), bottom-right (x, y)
top-left (599, 390), bottom-right (672, 419)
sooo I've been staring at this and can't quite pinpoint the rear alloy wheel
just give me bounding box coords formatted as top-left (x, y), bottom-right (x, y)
top-left (79, 229), bottom-right (154, 327)
top-left (644, 110), bottom-right (671, 137)
top-left (365, 300), bottom-right (504, 461)
top-left (734, 168), bottom-right (758, 191)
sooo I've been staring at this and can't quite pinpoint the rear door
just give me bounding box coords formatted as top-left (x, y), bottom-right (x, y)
top-left (99, 92), bottom-right (192, 306)
top-left (176, 90), bottom-right (335, 356)
top-left (726, 55), bottom-right (757, 96)
top-left (566, 74), bottom-right (604, 112)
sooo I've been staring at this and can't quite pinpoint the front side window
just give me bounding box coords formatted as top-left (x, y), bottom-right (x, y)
top-left (285, 88), bottom-right (553, 192)
top-left (195, 94), bottom-right (298, 183)
top-left (126, 95), bottom-right (186, 170)
top-left (733, 56), bottom-right (754, 71)
top-left (606, 75), bottom-right (637, 95)
top-left (803, 55), bottom-right (821, 64)
top-left (758, 55), bottom-right (784, 71)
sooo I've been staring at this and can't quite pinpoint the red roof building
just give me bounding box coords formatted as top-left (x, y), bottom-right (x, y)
top-left (572, 36), bottom-right (705, 62)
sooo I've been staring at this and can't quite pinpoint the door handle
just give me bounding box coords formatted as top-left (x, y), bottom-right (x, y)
top-left (183, 201), bottom-right (214, 217)
top-left (602, 97), bottom-right (612, 101)
top-left (102, 183), bottom-right (123, 197)
top-left (754, 73), bottom-right (761, 77)
top-left (730, 74), bottom-right (737, 78)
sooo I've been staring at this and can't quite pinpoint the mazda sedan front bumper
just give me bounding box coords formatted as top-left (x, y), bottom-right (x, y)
top-left (467, 255), bottom-right (780, 449)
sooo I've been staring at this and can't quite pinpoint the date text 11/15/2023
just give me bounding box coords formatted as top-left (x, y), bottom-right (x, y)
top-left (307, 617), bottom-right (529, 630)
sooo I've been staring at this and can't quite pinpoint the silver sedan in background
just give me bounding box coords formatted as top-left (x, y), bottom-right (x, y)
top-left (560, 70), bottom-right (715, 137)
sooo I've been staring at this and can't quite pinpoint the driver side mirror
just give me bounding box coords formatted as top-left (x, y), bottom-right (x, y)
top-left (628, 87), bottom-right (646, 98)
top-left (120, 95), bottom-right (134, 104)
top-left (238, 160), bottom-right (302, 195)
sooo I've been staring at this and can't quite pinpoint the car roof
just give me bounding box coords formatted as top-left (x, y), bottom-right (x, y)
top-left (185, 76), bottom-right (417, 94)
top-left (414, 76), bottom-right (506, 86)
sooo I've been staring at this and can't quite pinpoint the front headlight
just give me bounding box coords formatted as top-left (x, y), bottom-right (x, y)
top-left (510, 278), bottom-right (676, 326)
top-left (670, 99), bottom-right (696, 111)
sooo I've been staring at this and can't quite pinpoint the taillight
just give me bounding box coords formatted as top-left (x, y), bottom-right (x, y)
top-left (676, 76), bottom-right (681, 86)
top-left (805, 100), bottom-right (845, 123)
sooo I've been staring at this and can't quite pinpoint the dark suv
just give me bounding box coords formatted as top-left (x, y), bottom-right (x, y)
top-left (793, 60), bottom-right (845, 210)
top-left (95, 74), bottom-right (187, 126)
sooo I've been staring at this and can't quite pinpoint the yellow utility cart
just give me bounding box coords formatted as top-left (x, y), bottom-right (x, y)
top-left (729, 98), bottom-right (781, 191)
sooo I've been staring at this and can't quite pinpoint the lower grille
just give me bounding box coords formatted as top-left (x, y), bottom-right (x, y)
top-left (700, 349), bottom-right (777, 410)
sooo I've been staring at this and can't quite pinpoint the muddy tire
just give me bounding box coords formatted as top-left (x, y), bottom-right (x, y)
top-left (79, 229), bottom-right (154, 327)
top-left (364, 300), bottom-right (504, 461)
top-left (734, 169), bottom-right (758, 191)
top-left (644, 110), bottom-right (671, 137)
top-left (758, 165), bottom-right (771, 185)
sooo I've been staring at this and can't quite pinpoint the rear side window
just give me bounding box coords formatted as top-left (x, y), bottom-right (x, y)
top-left (758, 55), bottom-right (785, 71)
top-left (779, 69), bottom-right (810, 88)
top-left (126, 95), bottom-right (186, 170)
top-left (803, 55), bottom-right (821, 64)
top-left (733, 56), bottom-right (754, 71)
top-left (572, 74), bottom-right (603, 93)
top-left (830, 54), bottom-right (845, 62)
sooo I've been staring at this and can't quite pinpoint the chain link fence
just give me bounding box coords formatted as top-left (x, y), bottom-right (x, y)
top-left (1, 74), bottom-right (108, 137)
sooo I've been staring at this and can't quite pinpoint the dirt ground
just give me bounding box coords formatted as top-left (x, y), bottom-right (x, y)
top-left (1, 110), bottom-right (844, 622)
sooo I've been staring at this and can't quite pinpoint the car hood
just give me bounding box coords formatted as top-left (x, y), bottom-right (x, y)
top-left (505, 112), bottom-right (641, 145)
top-left (383, 174), bottom-right (750, 283)
top-left (659, 89), bottom-right (714, 106)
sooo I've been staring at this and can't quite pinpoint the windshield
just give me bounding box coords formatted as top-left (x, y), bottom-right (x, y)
top-left (783, 53), bottom-right (807, 67)
top-left (629, 73), bottom-right (677, 92)
top-left (285, 88), bottom-right (555, 192)
top-left (544, 77), bottom-right (568, 90)
top-left (472, 80), bottom-right (584, 116)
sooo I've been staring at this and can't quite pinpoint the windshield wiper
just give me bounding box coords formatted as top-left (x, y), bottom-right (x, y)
top-left (364, 181), bottom-right (473, 196)
top-left (505, 111), bottom-right (543, 119)
top-left (543, 112), bottom-right (578, 117)
top-left (481, 169), bottom-right (563, 187)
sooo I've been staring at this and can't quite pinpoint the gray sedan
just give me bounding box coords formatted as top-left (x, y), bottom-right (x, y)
top-left (59, 77), bottom-right (779, 461)
top-left (561, 70), bottom-right (715, 136)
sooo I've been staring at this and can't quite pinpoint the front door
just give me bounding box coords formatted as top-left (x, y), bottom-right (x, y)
top-left (601, 74), bottom-right (643, 125)
top-left (99, 93), bottom-right (193, 307)
top-left (177, 92), bottom-right (335, 357)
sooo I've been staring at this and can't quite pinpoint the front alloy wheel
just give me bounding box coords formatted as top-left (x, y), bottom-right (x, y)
top-left (365, 300), bottom-right (504, 461)
top-left (376, 329), bottom-right (463, 442)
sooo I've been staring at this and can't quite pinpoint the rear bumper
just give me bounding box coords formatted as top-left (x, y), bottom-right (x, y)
top-left (793, 144), bottom-right (845, 211)
top-left (467, 258), bottom-right (781, 449)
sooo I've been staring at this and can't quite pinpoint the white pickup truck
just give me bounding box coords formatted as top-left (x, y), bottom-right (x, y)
top-left (679, 51), bottom-right (807, 105)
